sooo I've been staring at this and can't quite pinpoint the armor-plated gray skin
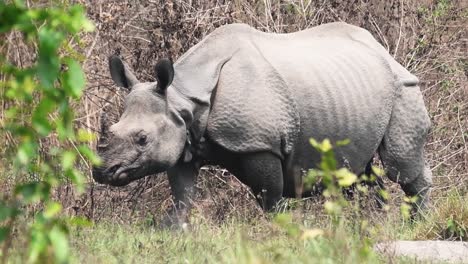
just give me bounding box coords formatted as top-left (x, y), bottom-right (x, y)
top-left (93, 22), bottom-right (432, 224)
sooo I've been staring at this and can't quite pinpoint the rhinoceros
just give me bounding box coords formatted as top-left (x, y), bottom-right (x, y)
top-left (92, 22), bottom-right (432, 222)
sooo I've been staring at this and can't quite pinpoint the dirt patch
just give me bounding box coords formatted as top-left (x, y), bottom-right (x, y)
top-left (375, 240), bottom-right (468, 263)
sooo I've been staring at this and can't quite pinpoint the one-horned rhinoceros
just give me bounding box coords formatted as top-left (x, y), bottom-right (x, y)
top-left (92, 22), bottom-right (432, 222)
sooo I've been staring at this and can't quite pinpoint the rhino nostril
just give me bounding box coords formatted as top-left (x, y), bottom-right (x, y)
top-left (97, 143), bottom-right (109, 150)
top-left (107, 164), bottom-right (120, 175)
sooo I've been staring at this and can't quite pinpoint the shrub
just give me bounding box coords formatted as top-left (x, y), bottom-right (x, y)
top-left (0, 1), bottom-right (95, 262)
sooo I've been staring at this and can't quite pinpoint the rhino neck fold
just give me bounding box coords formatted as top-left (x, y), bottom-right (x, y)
top-left (169, 26), bottom-right (247, 142)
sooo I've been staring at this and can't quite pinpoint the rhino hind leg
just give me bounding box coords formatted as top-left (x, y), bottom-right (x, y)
top-left (236, 152), bottom-right (284, 211)
top-left (378, 87), bottom-right (432, 214)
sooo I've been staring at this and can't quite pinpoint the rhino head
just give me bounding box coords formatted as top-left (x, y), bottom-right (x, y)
top-left (92, 56), bottom-right (188, 186)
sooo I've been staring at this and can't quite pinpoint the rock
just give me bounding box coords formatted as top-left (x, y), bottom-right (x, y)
top-left (375, 240), bottom-right (468, 263)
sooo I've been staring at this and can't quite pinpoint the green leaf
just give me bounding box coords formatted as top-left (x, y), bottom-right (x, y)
top-left (335, 168), bottom-right (357, 187)
top-left (78, 145), bottom-right (101, 165)
top-left (56, 102), bottom-right (75, 140)
top-left (44, 202), bottom-right (62, 219)
top-left (67, 5), bottom-right (95, 32)
top-left (309, 138), bottom-right (319, 149)
top-left (63, 59), bottom-right (85, 98)
top-left (400, 203), bottom-right (412, 220)
top-left (0, 227), bottom-right (10, 243)
top-left (1, 2), bottom-right (98, 263)
top-left (0, 4), bottom-right (27, 33)
top-left (310, 138), bottom-right (335, 153)
top-left (77, 129), bottom-right (96, 142)
top-left (5, 107), bottom-right (18, 119)
top-left (378, 189), bottom-right (389, 201)
top-left (81, 19), bottom-right (95, 32)
top-left (37, 28), bottom-right (62, 88)
top-left (403, 196), bottom-right (419, 204)
top-left (0, 205), bottom-right (19, 222)
top-left (29, 226), bottom-right (48, 263)
top-left (16, 141), bottom-right (37, 165)
top-left (6, 75), bottom-right (36, 100)
top-left (356, 184), bottom-right (369, 194)
top-left (32, 98), bottom-right (56, 136)
top-left (65, 169), bottom-right (86, 193)
top-left (32, 116), bottom-right (52, 136)
top-left (371, 166), bottom-right (385, 177)
top-left (49, 225), bottom-right (69, 264)
top-left (61, 151), bottom-right (76, 170)
top-left (336, 138), bottom-right (350, 147)
top-left (320, 139), bottom-right (333, 153)
top-left (15, 182), bottom-right (50, 203)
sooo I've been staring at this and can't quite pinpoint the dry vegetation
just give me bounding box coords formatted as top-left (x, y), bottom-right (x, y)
top-left (1, 0), bottom-right (467, 246)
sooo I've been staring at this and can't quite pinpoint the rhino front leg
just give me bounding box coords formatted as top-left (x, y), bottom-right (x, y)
top-left (237, 152), bottom-right (284, 211)
top-left (164, 161), bottom-right (199, 228)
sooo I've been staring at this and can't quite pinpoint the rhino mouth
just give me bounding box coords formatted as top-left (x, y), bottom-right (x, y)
top-left (93, 165), bottom-right (144, 186)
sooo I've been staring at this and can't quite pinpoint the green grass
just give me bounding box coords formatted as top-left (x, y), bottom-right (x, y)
top-left (4, 187), bottom-right (466, 263)
top-left (64, 189), bottom-right (467, 264)
top-left (69, 218), bottom-right (382, 264)
top-left (399, 190), bottom-right (467, 241)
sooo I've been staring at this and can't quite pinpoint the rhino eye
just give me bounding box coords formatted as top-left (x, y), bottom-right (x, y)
top-left (137, 134), bottom-right (147, 146)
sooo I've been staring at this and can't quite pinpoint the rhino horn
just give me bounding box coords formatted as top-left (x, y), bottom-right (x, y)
top-left (97, 110), bottom-right (111, 151)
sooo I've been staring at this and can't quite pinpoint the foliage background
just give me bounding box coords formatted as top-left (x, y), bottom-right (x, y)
top-left (1, 0), bottom-right (467, 232)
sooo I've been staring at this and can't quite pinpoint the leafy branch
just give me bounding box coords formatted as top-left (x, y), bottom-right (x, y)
top-left (0, 1), bottom-right (96, 263)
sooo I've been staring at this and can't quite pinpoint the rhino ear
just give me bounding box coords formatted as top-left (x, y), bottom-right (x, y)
top-left (154, 58), bottom-right (174, 94)
top-left (109, 55), bottom-right (139, 89)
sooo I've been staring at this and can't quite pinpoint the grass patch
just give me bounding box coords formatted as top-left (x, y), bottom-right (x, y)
top-left (68, 188), bottom-right (468, 264)
top-left (69, 218), bottom-right (384, 264)
top-left (403, 190), bottom-right (467, 241)
top-left (5, 188), bottom-right (466, 263)
top-left (374, 188), bottom-right (467, 243)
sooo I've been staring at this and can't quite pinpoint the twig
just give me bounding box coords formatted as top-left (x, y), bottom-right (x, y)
top-left (393, 0), bottom-right (404, 58)
top-left (85, 28), bottom-right (100, 65)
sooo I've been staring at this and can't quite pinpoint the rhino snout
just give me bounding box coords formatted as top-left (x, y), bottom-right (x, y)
top-left (92, 166), bottom-right (107, 184)
top-left (92, 162), bottom-right (122, 184)
top-left (92, 160), bottom-right (145, 186)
